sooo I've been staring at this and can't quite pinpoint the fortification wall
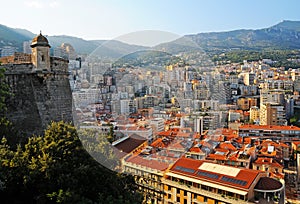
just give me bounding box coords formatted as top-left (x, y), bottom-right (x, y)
top-left (2, 64), bottom-right (73, 136)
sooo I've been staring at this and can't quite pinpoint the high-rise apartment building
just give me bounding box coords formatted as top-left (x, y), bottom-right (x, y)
top-left (260, 103), bottom-right (286, 126)
top-left (23, 40), bottom-right (32, 54)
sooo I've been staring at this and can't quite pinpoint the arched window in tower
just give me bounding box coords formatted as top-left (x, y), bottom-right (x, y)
top-left (41, 55), bottom-right (45, 61)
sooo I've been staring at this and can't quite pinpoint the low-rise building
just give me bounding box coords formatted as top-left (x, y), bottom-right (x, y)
top-left (122, 155), bottom-right (169, 204)
top-left (163, 157), bottom-right (276, 203)
top-left (239, 125), bottom-right (300, 140)
top-left (253, 157), bottom-right (284, 179)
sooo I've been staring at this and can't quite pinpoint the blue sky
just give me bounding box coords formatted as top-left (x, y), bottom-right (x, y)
top-left (1, 0), bottom-right (300, 41)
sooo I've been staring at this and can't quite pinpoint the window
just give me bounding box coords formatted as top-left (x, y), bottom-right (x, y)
top-left (41, 55), bottom-right (45, 61)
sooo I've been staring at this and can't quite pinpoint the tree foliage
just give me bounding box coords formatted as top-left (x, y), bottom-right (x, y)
top-left (0, 121), bottom-right (142, 204)
top-left (78, 127), bottom-right (119, 170)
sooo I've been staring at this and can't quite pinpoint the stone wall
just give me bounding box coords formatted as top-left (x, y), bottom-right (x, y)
top-left (1, 63), bottom-right (73, 137)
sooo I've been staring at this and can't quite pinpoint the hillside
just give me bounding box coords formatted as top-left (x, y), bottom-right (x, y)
top-left (47, 35), bottom-right (99, 54)
top-left (184, 20), bottom-right (300, 51)
top-left (0, 25), bottom-right (32, 51)
top-left (88, 40), bottom-right (148, 59)
top-left (1, 20), bottom-right (300, 55)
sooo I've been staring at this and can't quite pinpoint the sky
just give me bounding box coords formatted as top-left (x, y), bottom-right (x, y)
top-left (1, 0), bottom-right (300, 45)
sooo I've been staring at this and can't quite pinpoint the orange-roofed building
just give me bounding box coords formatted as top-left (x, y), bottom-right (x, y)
top-left (156, 130), bottom-right (174, 138)
top-left (150, 138), bottom-right (170, 149)
top-left (252, 157), bottom-right (284, 179)
top-left (292, 141), bottom-right (300, 153)
top-left (258, 140), bottom-right (290, 162)
top-left (222, 128), bottom-right (239, 140)
top-left (207, 148), bottom-right (252, 169)
top-left (206, 152), bottom-right (228, 163)
top-left (163, 157), bottom-right (283, 203)
top-left (239, 124), bottom-right (300, 139)
top-left (219, 141), bottom-right (237, 151)
top-left (122, 154), bottom-right (170, 203)
top-left (185, 144), bottom-right (206, 160)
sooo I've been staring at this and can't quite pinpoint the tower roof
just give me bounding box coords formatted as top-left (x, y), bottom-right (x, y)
top-left (31, 32), bottom-right (51, 48)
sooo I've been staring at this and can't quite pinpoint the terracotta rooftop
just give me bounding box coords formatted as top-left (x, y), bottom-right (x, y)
top-left (292, 141), bottom-right (300, 145)
top-left (157, 130), bottom-right (176, 137)
top-left (239, 124), bottom-right (300, 131)
top-left (168, 157), bottom-right (264, 190)
top-left (222, 128), bottom-right (238, 136)
top-left (125, 155), bottom-right (169, 171)
top-left (150, 138), bottom-right (170, 148)
top-left (253, 157), bottom-right (283, 168)
top-left (189, 146), bottom-right (204, 153)
top-left (206, 153), bottom-right (227, 161)
top-left (219, 142), bottom-right (237, 151)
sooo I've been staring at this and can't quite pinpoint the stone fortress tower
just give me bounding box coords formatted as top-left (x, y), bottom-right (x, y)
top-left (0, 32), bottom-right (73, 137)
top-left (31, 32), bottom-right (52, 71)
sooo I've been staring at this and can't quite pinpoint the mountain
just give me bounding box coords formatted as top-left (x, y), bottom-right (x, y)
top-left (0, 25), bottom-right (32, 51)
top-left (47, 35), bottom-right (99, 54)
top-left (87, 40), bottom-right (148, 59)
top-left (182, 20), bottom-right (300, 52)
top-left (0, 24), bottom-right (148, 56)
top-left (1, 20), bottom-right (300, 56)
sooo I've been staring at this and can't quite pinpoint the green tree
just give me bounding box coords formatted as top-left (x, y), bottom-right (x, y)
top-left (0, 121), bottom-right (142, 204)
top-left (78, 127), bottom-right (119, 171)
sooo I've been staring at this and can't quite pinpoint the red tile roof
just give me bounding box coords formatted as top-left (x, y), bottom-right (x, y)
top-left (150, 138), bottom-right (169, 148)
top-left (206, 153), bottom-right (227, 161)
top-left (169, 157), bottom-right (264, 190)
top-left (239, 124), bottom-right (300, 131)
top-left (189, 146), bottom-right (204, 153)
top-left (125, 155), bottom-right (169, 171)
top-left (292, 141), bottom-right (300, 145)
top-left (254, 157), bottom-right (283, 168)
top-left (157, 130), bottom-right (176, 137)
top-left (219, 142), bottom-right (237, 151)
